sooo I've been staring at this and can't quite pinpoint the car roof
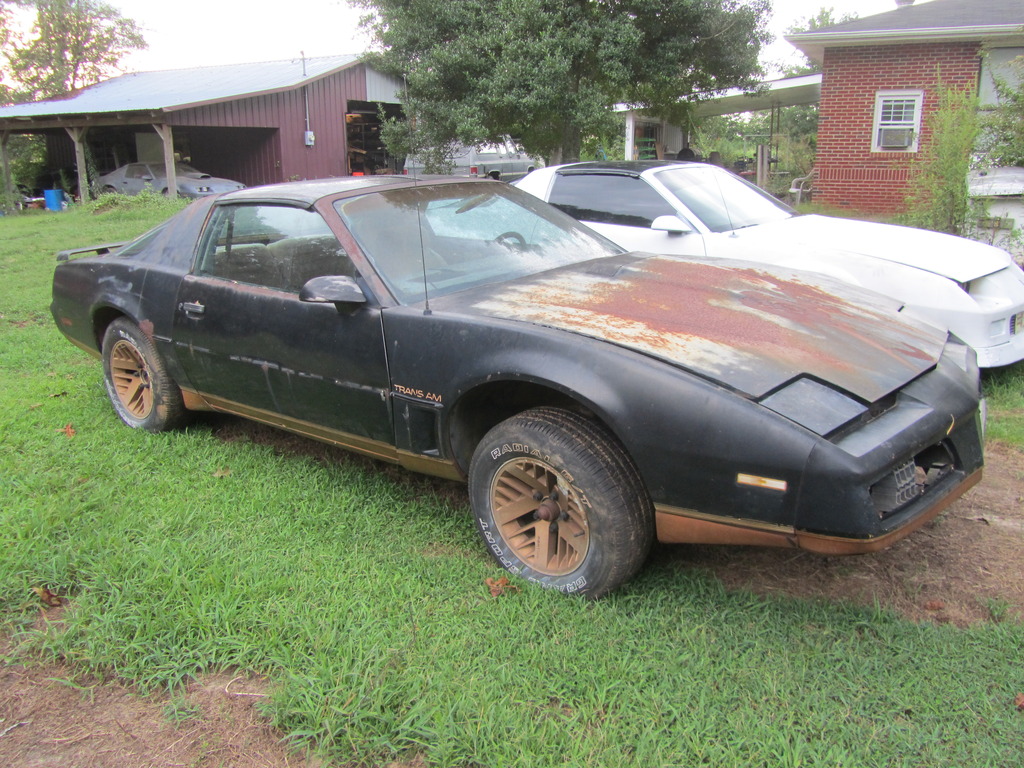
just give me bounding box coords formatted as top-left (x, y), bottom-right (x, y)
top-left (214, 175), bottom-right (495, 207)
top-left (217, 176), bottom-right (408, 206)
top-left (553, 160), bottom-right (698, 176)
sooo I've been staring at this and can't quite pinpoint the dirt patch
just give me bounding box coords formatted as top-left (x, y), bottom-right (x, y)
top-left (0, 656), bottom-right (322, 768)
top-left (2, 422), bottom-right (1021, 766)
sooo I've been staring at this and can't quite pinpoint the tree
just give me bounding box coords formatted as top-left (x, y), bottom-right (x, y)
top-left (3, 0), bottom-right (145, 101)
top-left (355, 0), bottom-right (770, 166)
top-left (0, 0), bottom-right (29, 101)
top-left (1, 1), bottom-right (145, 206)
top-left (778, 6), bottom-right (857, 77)
top-left (900, 86), bottom-right (980, 236)
top-left (692, 7), bottom-right (850, 190)
top-left (982, 55), bottom-right (1024, 167)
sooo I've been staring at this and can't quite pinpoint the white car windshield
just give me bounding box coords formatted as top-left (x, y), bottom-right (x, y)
top-left (654, 165), bottom-right (795, 233)
top-left (336, 183), bottom-right (621, 303)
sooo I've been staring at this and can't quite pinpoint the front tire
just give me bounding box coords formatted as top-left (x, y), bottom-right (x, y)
top-left (469, 408), bottom-right (654, 597)
top-left (101, 318), bottom-right (187, 432)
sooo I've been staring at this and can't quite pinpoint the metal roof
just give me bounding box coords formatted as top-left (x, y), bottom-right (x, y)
top-left (693, 74), bottom-right (822, 117)
top-left (787, 0), bottom-right (1024, 61)
top-left (969, 167), bottom-right (1024, 198)
top-left (615, 73), bottom-right (822, 120)
top-left (0, 54), bottom-right (364, 119)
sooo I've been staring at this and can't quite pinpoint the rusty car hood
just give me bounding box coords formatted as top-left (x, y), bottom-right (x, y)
top-left (441, 254), bottom-right (945, 402)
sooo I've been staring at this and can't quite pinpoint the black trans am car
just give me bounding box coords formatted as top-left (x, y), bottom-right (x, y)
top-left (51, 177), bottom-right (985, 597)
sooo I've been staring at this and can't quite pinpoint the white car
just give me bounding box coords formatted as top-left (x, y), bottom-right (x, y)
top-left (98, 163), bottom-right (245, 198)
top-left (515, 161), bottom-right (1024, 368)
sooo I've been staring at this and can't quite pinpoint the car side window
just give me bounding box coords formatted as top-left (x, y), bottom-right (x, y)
top-left (196, 204), bottom-right (355, 292)
top-left (126, 164), bottom-right (151, 179)
top-left (548, 174), bottom-right (676, 227)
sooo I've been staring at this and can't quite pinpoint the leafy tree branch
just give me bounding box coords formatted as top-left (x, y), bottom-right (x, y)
top-left (355, 0), bottom-right (770, 165)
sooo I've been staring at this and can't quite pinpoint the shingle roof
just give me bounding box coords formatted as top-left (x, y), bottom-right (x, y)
top-left (818, 0), bottom-right (1023, 35)
top-left (786, 0), bottom-right (1024, 60)
top-left (0, 54), bottom-right (362, 118)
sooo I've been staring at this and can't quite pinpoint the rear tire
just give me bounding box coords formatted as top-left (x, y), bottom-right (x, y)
top-left (101, 318), bottom-right (187, 432)
top-left (469, 408), bottom-right (654, 597)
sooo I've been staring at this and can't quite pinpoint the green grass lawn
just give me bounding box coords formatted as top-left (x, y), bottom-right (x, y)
top-left (2, 201), bottom-right (1023, 767)
top-left (984, 364), bottom-right (1024, 446)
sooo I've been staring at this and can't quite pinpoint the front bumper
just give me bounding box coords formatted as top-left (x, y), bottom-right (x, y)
top-left (974, 321), bottom-right (1024, 367)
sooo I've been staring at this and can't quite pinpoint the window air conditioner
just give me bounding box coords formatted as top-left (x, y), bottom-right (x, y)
top-left (879, 128), bottom-right (914, 149)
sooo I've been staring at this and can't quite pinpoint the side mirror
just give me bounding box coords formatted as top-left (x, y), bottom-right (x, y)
top-left (650, 215), bottom-right (693, 235)
top-left (299, 275), bottom-right (366, 306)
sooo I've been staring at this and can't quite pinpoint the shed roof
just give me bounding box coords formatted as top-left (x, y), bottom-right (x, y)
top-left (0, 54), bottom-right (364, 119)
top-left (787, 0), bottom-right (1024, 61)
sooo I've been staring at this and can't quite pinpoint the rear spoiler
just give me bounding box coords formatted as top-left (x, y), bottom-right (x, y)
top-left (56, 242), bottom-right (128, 262)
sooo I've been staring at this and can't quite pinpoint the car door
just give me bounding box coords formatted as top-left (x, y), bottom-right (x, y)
top-left (120, 164), bottom-right (157, 195)
top-left (500, 137), bottom-right (530, 174)
top-left (547, 172), bottom-right (707, 256)
top-left (171, 202), bottom-right (393, 444)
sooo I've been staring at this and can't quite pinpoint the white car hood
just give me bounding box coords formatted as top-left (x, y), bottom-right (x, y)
top-left (720, 215), bottom-right (1012, 284)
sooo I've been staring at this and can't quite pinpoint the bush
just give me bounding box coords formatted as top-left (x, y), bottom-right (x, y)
top-left (88, 188), bottom-right (190, 217)
top-left (982, 55), bottom-right (1024, 167)
top-left (899, 86), bottom-right (980, 235)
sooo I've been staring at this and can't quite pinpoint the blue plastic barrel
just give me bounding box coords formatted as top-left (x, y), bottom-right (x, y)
top-left (43, 189), bottom-right (65, 211)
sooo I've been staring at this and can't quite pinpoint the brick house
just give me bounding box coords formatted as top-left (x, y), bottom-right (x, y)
top-left (786, 0), bottom-right (1024, 214)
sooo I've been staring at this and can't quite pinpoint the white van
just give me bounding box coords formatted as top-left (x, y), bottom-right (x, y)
top-left (406, 137), bottom-right (542, 181)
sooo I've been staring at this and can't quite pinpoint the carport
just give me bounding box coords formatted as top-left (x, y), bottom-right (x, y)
top-left (0, 55), bottom-right (404, 205)
top-left (619, 73), bottom-right (822, 187)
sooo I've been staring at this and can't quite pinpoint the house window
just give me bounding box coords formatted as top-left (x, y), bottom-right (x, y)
top-left (872, 91), bottom-right (923, 152)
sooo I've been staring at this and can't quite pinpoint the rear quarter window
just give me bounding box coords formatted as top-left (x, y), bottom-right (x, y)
top-left (115, 223), bottom-right (169, 259)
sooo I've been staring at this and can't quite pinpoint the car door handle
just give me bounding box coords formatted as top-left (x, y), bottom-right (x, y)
top-left (180, 301), bottom-right (205, 316)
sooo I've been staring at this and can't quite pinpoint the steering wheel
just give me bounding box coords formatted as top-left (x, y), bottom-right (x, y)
top-left (493, 231), bottom-right (527, 250)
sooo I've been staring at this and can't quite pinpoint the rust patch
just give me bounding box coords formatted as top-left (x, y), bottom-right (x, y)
top-left (473, 257), bottom-right (945, 401)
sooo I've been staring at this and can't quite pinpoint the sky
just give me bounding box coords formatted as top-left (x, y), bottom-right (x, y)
top-left (108, 0), bottom-right (915, 75)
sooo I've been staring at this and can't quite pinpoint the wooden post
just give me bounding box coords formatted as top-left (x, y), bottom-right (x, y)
top-left (624, 111), bottom-right (636, 162)
top-left (152, 123), bottom-right (177, 198)
top-left (755, 144), bottom-right (770, 189)
top-left (65, 126), bottom-right (90, 202)
top-left (1, 131), bottom-right (14, 212)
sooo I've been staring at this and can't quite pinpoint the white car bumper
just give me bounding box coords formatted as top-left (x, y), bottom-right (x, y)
top-left (974, 310), bottom-right (1024, 367)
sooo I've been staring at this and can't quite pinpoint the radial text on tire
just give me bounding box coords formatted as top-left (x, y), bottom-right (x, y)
top-left (469, 407), bottom-right (655, 598)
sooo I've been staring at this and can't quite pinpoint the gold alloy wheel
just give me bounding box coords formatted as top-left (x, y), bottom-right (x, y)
top-left (490, 458), bottom-right (590, 575)
top-left (109, 339), bottom-right (154, 419)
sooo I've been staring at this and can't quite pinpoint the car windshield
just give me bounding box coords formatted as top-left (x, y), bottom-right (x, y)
top-left (653, 165), bottom-right (795, 233)
top-left (336, 182), bottom-right (621, 303)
